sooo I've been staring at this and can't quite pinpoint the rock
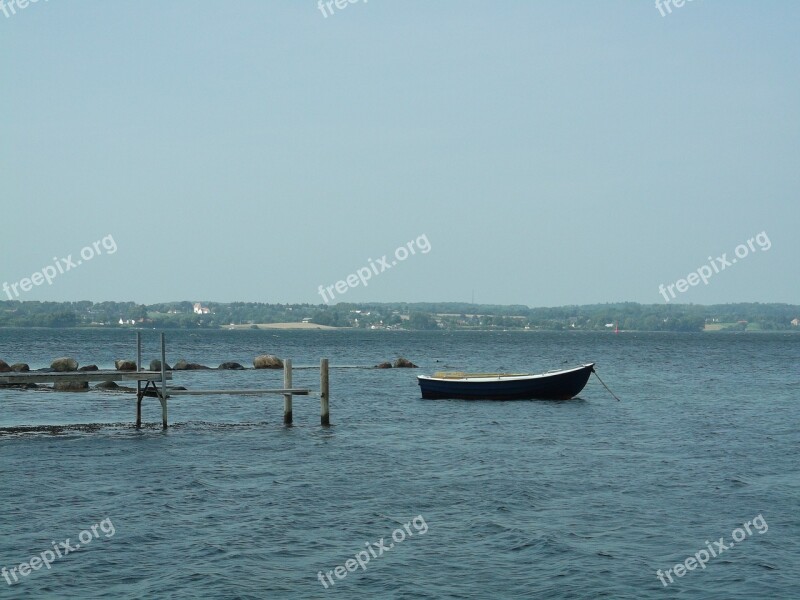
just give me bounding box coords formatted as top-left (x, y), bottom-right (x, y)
top-left (51, 357), bottom-right (78, 372)
top-left (54, 381), bottom-right (89, 392)
top-left (78, 365), bottom-right (99, 372)
top-left (11, 364), bottom-right (30, 372)
top-left (393, 357), bottom-right (418, 368)
top-left (95, 381), bottom-right (137, 392)
top-left (173, 360), bottom-right (210, 370)
top-left (115, 360), bottom-right (137, 371)
top-left (253, 354), bottom-right (283, 369)
top-left (149, 360), bottom-right (172, 371)
top-left (143, 386), bottom-right (186, 397)
top-left (375, 362), bottom-right (392, 369)
top-left (95, 381), bottom-right (119, 390)
top-left (0, 360), bottom-right (11, 373)
top-left (219, 362), bottom-right (245, 370)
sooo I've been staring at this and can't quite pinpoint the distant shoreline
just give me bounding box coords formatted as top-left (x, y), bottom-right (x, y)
top-left (0, 323), bottom-right (800, 335)
top-left (1, 300), bottom-right (798, 332)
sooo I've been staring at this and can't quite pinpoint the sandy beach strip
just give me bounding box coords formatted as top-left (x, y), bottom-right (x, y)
top-left (225, 323), bottom-right (344, 330)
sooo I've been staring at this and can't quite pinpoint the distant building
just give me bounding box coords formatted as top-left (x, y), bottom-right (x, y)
top-left (193, 303), bottom-right (211, 315)
top-left (792, 318), bottom-right (799, 327)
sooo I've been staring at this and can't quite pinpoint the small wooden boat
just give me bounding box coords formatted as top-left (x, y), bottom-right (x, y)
top-left (417, 363), bottom-right (595, 400)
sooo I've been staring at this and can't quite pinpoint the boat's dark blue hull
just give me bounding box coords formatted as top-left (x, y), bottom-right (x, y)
top-left (417, 364), bottom-right (594, 400)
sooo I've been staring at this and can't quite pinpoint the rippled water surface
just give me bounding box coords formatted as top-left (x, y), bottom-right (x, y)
top-left (1, 329), bottom-right (798, 599)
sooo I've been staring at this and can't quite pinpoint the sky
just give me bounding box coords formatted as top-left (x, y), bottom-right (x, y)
top-left (1, 0), bottom-right (798, 307)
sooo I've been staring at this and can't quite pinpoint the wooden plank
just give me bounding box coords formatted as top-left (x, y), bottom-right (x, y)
top-left (166, 388), bottom-right (310, 396)
top-left (0, 371), bottom-right (173, 384)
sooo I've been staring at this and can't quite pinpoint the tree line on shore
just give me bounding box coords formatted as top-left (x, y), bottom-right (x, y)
top-left (1, 300), bottom-right (798, 332)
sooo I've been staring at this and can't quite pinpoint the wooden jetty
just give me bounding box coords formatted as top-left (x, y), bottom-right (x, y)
top-left (0, 332), bottom-right (331, 430)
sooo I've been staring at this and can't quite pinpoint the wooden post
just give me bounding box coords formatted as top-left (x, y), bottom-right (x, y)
top-left (320, 358), bottom-right (330, 426)
top-left (136, 332), bottom-right (142, 428)
top-left (283, 359), bottom-right (293, 425)
top-left (160, 333), bottom-right (168, 429)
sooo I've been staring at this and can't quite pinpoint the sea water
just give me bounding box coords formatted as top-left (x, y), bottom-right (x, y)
top-left (1, 329), bottom-right (798, 598)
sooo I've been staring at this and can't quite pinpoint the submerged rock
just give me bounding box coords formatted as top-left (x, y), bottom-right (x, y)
top-left (54, 381), bottom-right (89, 392)
top-left (94, 381), bottom-right (137, 392)
top-left (0, 383), bottom-right (40, 390)
top-left (393, 357), bottom-right (418, 368)
top-left (219, 362), bottom-right (246, 370)
top-left (142, 386), bottom-right (186, 397)
top-left (95, 381), bottom-right (120, 390)
top-left (375, 362), bottom-right (392, 369)
top-left (174, 360), bottom-right (211, 370)
top-left (149, 360), bottom-right (172, 371)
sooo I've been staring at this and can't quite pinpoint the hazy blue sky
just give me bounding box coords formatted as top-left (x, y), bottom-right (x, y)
top-left (2, 1), bottom-right (797, 306)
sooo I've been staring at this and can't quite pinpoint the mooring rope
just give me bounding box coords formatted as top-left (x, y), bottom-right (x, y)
top-left (592, 367), bottom-right (621, 402)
